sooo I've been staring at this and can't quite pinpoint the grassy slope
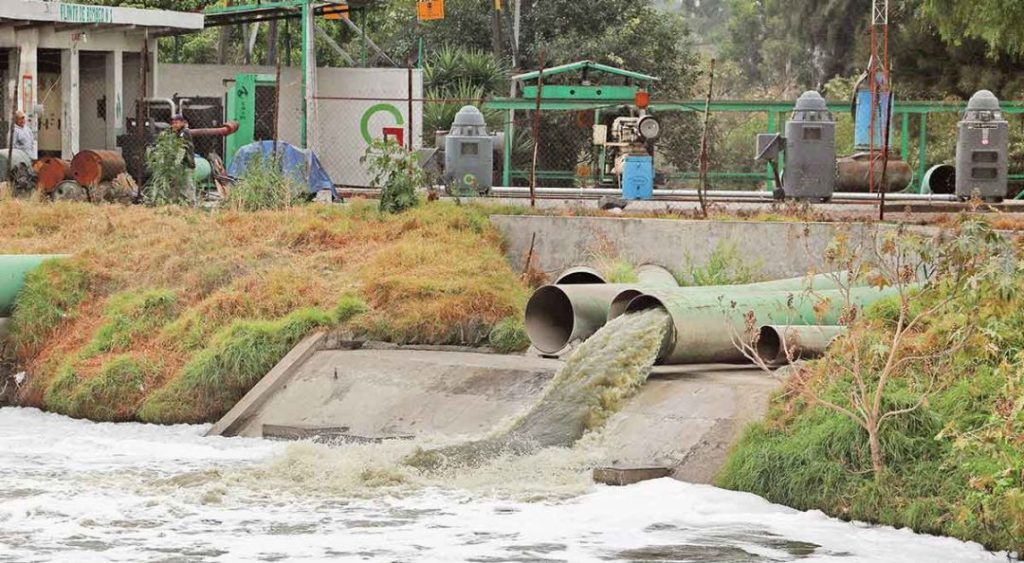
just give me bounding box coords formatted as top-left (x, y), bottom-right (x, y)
top-left (0, 199), bottom-right (529, 424)
top-left (717, 254), bottom-right (1024, 553)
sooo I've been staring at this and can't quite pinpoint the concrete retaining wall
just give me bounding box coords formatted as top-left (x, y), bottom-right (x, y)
top-left (490, 215), bottom-right (937, 280)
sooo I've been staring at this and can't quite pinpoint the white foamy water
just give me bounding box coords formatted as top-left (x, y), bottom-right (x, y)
top-left (0, 407), bottom-right (1004, 562)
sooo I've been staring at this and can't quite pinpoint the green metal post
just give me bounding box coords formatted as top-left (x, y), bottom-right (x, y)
top-left (417, 37), bottom-right (424, 69)
top-left (917, 113), bottom-right (928, 195)
top-left (765, 110), bottom-right (775, 190)
top-left (502, 110), bottom-right (512, 186)
top-left (300, 0), bottom-right (310, 148)
top-left (900, 112), bottom-right (913, 191)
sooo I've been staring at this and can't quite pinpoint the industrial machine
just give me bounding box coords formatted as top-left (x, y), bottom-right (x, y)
top-left (444, 106), bottom-right (494, 195)
top-left (595, 109), bottom-right (660, 198)
top-left (756, 91), bottom-right (836, 201)
top-left (956, 90), bottom-right (1008, 201)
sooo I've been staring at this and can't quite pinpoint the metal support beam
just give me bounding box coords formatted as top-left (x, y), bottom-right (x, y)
top-left (104, 48), bottom-right (123, 150)
top-left (917, 113), bottom-right (928, 195)
top-left (61, 41), bottom-right (80, 158)
top-left (315, 25), bottom-right (355, 66)
top-left (300, 0), bottom-right (313, 148)
top-left (341, 16), bottom-right (395, 67)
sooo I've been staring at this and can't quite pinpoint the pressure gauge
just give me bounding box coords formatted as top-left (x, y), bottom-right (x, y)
top-left (638, 116), bottom-right (661, 140)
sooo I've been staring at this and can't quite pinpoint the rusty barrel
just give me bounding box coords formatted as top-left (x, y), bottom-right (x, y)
top-left (836, 152), bottom-right (914, 193)
top-left (35, 157), bottom-right (72, 193)
top-left (71, 150), bottom-right (126, 186)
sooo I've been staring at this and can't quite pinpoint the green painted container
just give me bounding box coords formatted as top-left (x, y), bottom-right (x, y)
top-left (0, 255), bottom-right (69, 316)
top-left (194, 155), bottom-right (212, 183)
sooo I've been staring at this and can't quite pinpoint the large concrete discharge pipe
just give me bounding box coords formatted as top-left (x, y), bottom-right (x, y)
top-left (527, 264), bottom-right (681, 354)
top-left (622, 286), bottom-right (897, 365)
top-left (526, 269), bottom-right (862, 354)
top-left (755, 325), bottom-right (847, 366)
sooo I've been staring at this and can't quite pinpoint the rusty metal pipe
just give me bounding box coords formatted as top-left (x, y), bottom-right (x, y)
top-left (190, 121), bottom-right (240, 137)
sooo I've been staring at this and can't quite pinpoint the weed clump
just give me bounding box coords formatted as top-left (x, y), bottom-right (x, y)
top-left (488, 316), bottom-right (530, 353)
top-left (362, 140), bottom-right (425, 214)
top-left (145, 130), bottom-right (193, 206)
top-left (679, 240), bottom-right (763, 286)
top-left (227, 154), bottom-right (302, 211)
top-left (9, 258), bottom-right (91, 357)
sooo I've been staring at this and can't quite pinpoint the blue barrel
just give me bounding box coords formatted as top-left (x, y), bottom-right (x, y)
top-left (854, 89), bottom-right (893, 151)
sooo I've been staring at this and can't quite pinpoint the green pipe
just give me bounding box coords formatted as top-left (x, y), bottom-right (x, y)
top-left (636, 264), bottom-right (678, 287)
top-left (624, 285), bottom-right (899, 365)
top-left (526, 283), bottom-right (631, 354)
top-left (755, 325), bottom-right (847, 367)
top-left (609, 271), bottom-right (860, 322)
top-left (0, 255), bottom-right (68, 316)
top-left (554, 266), bottom-right (607, 285)
top-left (529, 272), bottom-right (858, 354)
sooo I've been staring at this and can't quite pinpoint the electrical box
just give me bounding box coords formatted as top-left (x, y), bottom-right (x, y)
top-left (444, 106), bottom-right (493, 195)
top-left (956, 90), bottom-right (1008, 201)
top-left (621, 155), bottom-right (654, 200)
top-left (782, 90), bottom-right (836, 200)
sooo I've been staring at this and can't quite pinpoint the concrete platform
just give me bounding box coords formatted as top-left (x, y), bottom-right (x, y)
top-left (209, 345), bottom-right (781, 484)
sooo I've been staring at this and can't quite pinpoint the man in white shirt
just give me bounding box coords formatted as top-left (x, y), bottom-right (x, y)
top-left (11, 110), bottom-right (36, 159)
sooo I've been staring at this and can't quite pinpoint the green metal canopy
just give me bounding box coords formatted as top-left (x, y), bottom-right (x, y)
top-left (512, 60), bottom-right (659, 102)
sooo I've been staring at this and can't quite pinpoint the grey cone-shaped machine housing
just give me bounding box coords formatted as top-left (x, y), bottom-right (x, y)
top-left (756, 91), bottom-right (837, 201)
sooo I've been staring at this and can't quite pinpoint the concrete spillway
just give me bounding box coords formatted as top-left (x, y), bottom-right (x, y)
top-left (208, 333), bottom-right (779, 484)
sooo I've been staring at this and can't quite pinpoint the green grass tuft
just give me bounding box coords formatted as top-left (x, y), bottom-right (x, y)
top-left (488, 316), bottom-right (530, 353)
top-left (82, 290), bottom-right (178, 358)
top-left (69, 355), bottom-right (161, 422)
top-left (9, 258), bottom-right (91, 356)
top-left (138, 307), bottom-right (333, 424)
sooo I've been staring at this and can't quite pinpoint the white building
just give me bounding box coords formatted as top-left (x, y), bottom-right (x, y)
top-left (0, 1), bottom-right (202, 158)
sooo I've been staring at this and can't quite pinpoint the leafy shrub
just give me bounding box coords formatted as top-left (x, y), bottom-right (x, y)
top-left (362, 140), bottom-right (426, 214)
top-left (145, 130), bottom-right (193, 206)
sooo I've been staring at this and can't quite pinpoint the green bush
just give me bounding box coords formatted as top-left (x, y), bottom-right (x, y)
top-left (145, 130), bottom-right (193, 206)
top-left (362, 140), bottom-right (425, 214)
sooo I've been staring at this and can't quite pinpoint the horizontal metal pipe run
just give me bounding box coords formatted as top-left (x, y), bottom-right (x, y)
top-left (490, 187), bottom-right (960, 202)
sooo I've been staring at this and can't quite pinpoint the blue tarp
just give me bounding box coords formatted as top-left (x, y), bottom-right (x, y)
top-left (228, 141), bottom-right (335, 196)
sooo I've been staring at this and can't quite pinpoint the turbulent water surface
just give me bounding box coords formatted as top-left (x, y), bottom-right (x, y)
top-left (0, 407), bottom-right (1004, 563)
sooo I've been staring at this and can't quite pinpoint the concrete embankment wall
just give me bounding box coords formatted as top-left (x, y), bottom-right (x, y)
top-left (490, 215), bottom-right (938, 279)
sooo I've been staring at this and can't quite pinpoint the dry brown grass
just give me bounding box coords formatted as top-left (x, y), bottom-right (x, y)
top-left (1, 199), bottom-right (527, 423)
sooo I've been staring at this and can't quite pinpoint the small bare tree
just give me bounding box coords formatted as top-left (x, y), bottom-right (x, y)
top-left (729, 221), bottom-right (998, 479)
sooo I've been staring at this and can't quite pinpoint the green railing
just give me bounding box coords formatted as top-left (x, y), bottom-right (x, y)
top-left (485, 97), bottom-right (1024, 191)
